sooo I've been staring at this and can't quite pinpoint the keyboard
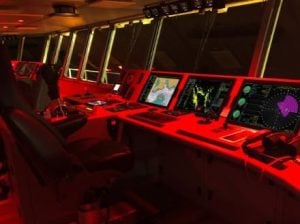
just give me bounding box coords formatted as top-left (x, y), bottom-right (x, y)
top-left (128, 111), bottom-right (177, 127)
top-left (106, 102), bottom-right (145, 112)
top-left (118, 102), bottom-right (145, 109)
top-left (176, 129), bottom-right (239, 150)
top-left (163, 110), bottom-right (190, 116)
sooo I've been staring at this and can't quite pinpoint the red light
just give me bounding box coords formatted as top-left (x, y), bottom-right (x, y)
top-left (2, 26), bottom-right (8, 29)
top-left (18, 19), bottom-right (24, 23)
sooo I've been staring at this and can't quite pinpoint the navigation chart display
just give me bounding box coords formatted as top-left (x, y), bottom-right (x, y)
top-left (139, 73), bottom-right (181, 107)
top-left (228, 81), bottom-right (300, 132)
top-left (176, 77), bottom-right (233, 118)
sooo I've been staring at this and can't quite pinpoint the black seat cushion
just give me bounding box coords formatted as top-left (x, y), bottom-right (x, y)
top-left (66, 138), bottom-right (133, 173)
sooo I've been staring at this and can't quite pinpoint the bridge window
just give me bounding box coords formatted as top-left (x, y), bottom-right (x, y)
top-left (124, 19), bottom-right (156, 70)
top-left (104, 20), bottom-right (156, 84)
top-left (67, 29), bottom-right (89, 79)
top-left (2, 36), bottom-right (20, 60)
top-left (81, 27), bottom-right (110, 82)
top-left (153, 2), bottom-right (266, 75)
top-left (265, 1), bottom-right (300, 79)
top-left (22, 36), bottom-right (47, 62)
top-left (45, 34), bottom-right (59, 64)
top-left (57, 32), bottom-right (71, 70)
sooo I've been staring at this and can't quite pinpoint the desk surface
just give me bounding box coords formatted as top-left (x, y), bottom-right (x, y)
top-left (65, 93), bottom-right (300, 197)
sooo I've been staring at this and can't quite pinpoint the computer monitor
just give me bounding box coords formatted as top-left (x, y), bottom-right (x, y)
top-left (139, 73), bottom-right (181, 108)
top-left (227, 81), bottom-right (300, 132)
top-left (175, 77), bottom-right (234, 119)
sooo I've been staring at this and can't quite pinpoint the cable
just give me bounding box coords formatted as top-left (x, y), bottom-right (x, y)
top-left (193, 11), bottom-right (217, 72)
top-left (124, 22), bottom-right (142, 68)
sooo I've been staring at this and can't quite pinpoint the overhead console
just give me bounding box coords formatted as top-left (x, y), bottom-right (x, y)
top-left (59, 69), bottom-right (300, 194)
top-left (227, 80), bottom-right (300, 132)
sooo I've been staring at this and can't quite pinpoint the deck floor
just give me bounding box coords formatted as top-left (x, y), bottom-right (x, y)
top-left (0, 177), bottom-right (230, 224)
top-left (117, 178), bottom-right (230, 224)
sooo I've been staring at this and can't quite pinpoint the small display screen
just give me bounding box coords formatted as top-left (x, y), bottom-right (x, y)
top-left (139, 73), bottom-right (181, 108)
top-left (113, 83), bottom-right (121, 92)
top-left (227, 81), bottom-right (300, 132)
top-left (175, 77), bottom-right (233, 118)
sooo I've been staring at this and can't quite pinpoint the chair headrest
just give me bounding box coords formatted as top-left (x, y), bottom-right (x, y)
top-left (0, 44), bottom-right (32, 111)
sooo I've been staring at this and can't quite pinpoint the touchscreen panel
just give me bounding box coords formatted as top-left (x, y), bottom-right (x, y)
top-left (139, 73), bottom-right (181, 108)
top-left (228, 81), bottom-right (300, 132)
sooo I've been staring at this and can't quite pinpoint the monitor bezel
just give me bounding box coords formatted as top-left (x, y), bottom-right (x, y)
top-left (175, 75), bottom-right (235, 118)
top-left (226, 79), bottom-right (300, 133)
top-left (138, 73), bottom-right (182, 108)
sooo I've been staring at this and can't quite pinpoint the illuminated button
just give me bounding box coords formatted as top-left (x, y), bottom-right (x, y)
top-left (238, 98), bottom-right (246, 106)
top-left (243, 86), bottom-right (251, 94)
top-left (232, 110), bottom-right (241, 119)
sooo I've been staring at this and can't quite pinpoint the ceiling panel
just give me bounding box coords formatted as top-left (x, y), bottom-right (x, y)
top-left (0, 0), bottom-right (258, 35)
top-left (0, 0), bottom-right (149, 34)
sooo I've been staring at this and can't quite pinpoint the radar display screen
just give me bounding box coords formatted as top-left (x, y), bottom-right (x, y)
top-left (175, 77), bottom-right (233, 118)
top-left (139, 73), bottom-right (181, 108)
top-left (228, 81), bottom-right (300, 132)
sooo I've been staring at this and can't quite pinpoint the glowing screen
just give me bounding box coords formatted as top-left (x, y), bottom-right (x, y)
top-left (139, 73), bottom-right (181, 107)
top-left (176, 77), bottom-right (233, 118)
top-left (228, 81), bottom-right (300, 132)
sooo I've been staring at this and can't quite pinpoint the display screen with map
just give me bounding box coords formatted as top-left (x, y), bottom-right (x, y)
top-left (228, 81), bottom-right (300, 132)
top-left (139, 73), bottom-right (181, 107)
top-left (175, 77), bottom-right (233, 118)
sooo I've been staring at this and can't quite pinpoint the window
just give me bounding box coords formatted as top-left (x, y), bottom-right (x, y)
top-left (105, 20), bottom-right (156, 83)
top-left (153, 2), bottom-right (266, 75)
top-left (81, 27), bottom-right (110, 82)
top-left (265, 1), bottom-right (300, 79)
top-left (67, 29), bottom-right (89, 79)
top-left (22, 36), bottom-right (47, 61)
top-left (57, 33), bottom-right (71, 69)
top-left (3, 36), bottom-right (19, 60)
top-left (125, 20), bottom-right (156, 70)
top-left (45, 35), bottom-right (59, 64)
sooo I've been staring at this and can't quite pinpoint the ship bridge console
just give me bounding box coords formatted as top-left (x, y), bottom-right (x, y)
top-left (3, 63), bottom-right (300, 224)
top-left (62, 69), bottom-right (300, 198)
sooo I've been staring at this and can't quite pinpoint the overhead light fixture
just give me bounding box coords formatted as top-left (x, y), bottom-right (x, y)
top-left (178, 1), bottom-right (191, 12)
top-left (150, 7), bottom-right (160, 17)
top-left (0, 35), bottom-right (18, 41)
top-left (143, 8), bottom-right (152, 18)
top-left (160, 4), bottom-right (171, 15)
top-left (191, 0), bottom-right (204, 9)
top-left (169, 2), bottom-right (180, 14)
top-left (204, 0), bottom-right (213, 8)
top-left (52, 4), bottom-right (79, 17)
